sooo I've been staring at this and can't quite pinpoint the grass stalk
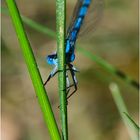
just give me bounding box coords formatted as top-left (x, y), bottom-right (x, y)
top-left (5, 1), bottom-right (61, 140)
top-left (56, 0), bottom-right (68, 140)
top-left (109, 83), bottom-right (138, 140)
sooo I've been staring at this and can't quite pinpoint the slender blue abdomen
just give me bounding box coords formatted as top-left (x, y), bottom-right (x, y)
top-left (66, 0), bottom-right (91, 62)
top-left (70, 0), bottom-right (91, 40)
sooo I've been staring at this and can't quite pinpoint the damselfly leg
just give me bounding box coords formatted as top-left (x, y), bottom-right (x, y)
top-left (66, 63), bottom-right (78, 99)
top-left (44, 66), bottom-right (58, 86)
top-left (44, 63), bottom-right (78, 99)
top-left (66, 71), bottom-right (71, 94)
top-left (44, 67), bottom-right (71, 86)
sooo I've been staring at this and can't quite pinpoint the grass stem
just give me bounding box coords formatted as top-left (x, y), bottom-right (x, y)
top-left (56, 0), bottom-right (68, 139)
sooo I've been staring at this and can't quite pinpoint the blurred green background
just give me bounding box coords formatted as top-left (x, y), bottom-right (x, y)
top-left (2, 0), bottom-right (139, 140)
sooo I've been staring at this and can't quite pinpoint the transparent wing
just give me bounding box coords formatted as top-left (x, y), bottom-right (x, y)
top-left (67, 0), bottom-right (83, 37)
top-left (79, 0), bottom-right (104, 37)
top-left (67, 0), bottom-right (104, 38)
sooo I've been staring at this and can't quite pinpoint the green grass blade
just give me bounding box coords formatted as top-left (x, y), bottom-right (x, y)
top-left (22, 16), bottom-right (56, 38)
top-left (123, 112), bottom-right (140, 131)
top-left (1, 7), bottom-right (56, 38)
top-left (109, 83), bottom-right (138, 140)
top-left (5, 1), bottom-right (61, 140)
top-left (2, 7), bottom-right (139, 90)
top-left (78, 47), bottom-right (139, 90)
top-left (56, 0), bottom-right (68, 140)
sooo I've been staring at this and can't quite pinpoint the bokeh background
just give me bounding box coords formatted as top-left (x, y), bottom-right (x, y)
top-left (2, 0), bottom-right (139, 140)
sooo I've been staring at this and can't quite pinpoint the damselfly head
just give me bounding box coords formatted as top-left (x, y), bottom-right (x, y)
top-left (46, 54), bottom-right (57, 65)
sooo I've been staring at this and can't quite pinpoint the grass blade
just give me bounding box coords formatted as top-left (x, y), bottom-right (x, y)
top-left (123, 112), bottom-right (140, 131)
top-left (2, 7), bottom-right (139, 90)
top-left (1, 7), bottom-right (56, 38)
top-left (5, 1), bottom-right (61, 140)
top-left (22, 16), bottom-right (56, 38)
top-left (78, 47), bottom-right (139, 90)
top-left (56, 0), bottom-right (68, 140)
top-left (109, 83), bottom-right (138, 140)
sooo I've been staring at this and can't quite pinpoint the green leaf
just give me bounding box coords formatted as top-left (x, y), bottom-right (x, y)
top-left (123, 112), bottom-right (140, 131)
top-left (109, 83), bottom-right (138, 140)
top-left (5, 1), bottom-right (61, 140)
top-left (2, 7), bottom-right (139, 90)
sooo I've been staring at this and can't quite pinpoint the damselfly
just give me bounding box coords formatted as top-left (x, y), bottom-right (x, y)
top-left (44, 0), bottom-right (139, 98)
top-left (44, 0), bottom-right (103, 99)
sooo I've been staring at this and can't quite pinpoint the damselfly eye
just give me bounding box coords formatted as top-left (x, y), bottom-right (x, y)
top-left (46, 56), bottom-right (53, 65)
